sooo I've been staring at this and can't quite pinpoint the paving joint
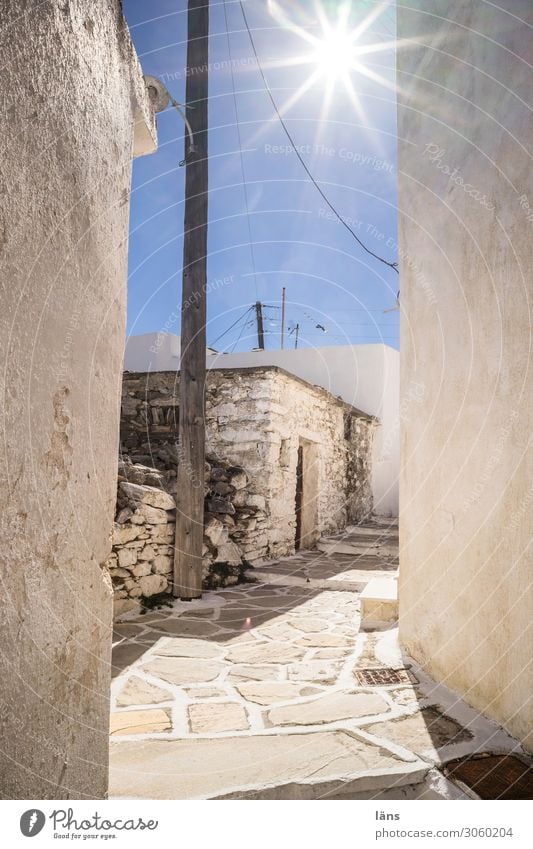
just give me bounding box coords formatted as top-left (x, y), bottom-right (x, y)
top-left (109, 519), bottom-right (528, 799)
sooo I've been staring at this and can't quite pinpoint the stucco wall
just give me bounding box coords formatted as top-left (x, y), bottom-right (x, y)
top-left (0, 1), bottom-right (156, 797)
top-left (397, 0), bottom-right (532, 750)
top-left (125, 331), bottom-right (181, 372)
top-left (124, 335), bottom-right (399, 515)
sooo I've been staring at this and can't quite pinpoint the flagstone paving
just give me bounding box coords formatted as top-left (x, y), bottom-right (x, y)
top-left (109, 519), bottom-right (528, 799)
top-left (252, 521), bottom-right (399, 591)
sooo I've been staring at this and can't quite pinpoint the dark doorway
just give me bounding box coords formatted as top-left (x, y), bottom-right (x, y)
top-left (294, 440), bottom-right (319, 551)
top-left (295, 444), bottom-right (304, 550)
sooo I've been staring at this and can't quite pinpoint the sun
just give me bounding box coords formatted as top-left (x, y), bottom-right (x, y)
top-left (313, 27), bottom-right (357, 81)
top-left (264, 0), bottom-right (398, 122)
top-left (242, 1), bottom-right (399, 150)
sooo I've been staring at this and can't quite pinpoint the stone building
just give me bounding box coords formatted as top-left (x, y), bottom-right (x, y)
top-left (0, 1), bottom-right (156, 798)
top-left (125, 334), bottom-right (400, 517)
top-left (113, 365), bottom-right (375, 610)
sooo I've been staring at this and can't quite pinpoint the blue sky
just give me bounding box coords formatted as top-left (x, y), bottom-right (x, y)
top-left (123, 0), bottom-right (399, 351)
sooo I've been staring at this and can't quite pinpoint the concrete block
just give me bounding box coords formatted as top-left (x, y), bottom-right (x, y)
top-left (361, 578), bottom-right (398, 628)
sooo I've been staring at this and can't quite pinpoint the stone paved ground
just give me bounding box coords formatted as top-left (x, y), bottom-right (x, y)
top-left (109, 521), bottom-right (527, 799)
top-left (252, 518), bottom-right (399, 591)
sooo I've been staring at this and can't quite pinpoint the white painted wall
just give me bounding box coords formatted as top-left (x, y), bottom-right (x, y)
top-left (397, 0), bottom-right (532, 750)
top-left (124, 334), bottom-right (400, 515)
top-left (125, 332), bottom-right (181, 372)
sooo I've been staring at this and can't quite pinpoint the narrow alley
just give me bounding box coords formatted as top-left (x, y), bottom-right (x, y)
top-left (109, 520), bottom-right (527, 800)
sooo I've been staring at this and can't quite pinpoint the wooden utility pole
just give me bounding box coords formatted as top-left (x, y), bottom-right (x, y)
top-left (255, 301), bottom-right (265, 350)
top-left (174, 0), bottom-right (209, 600)
top-left (281, 287), bottom-right (286, 349)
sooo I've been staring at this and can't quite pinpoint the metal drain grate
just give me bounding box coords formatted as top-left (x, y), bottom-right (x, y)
top-left (354, 667), bottom-right (416, 686)
top-left (444, 755), bottom-right (533, 800)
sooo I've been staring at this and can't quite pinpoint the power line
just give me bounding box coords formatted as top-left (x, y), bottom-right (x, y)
top-left (318, 309), bottom-right (397, 313)
top-left (238, 0), bottom-right (399, 275)
top-left (210, 306), bottom-right (253, 346)
top-left (241, 304), bottom-right (398, 313)
top-left (272, 323), bottom-right (398, 329)
top-left (296, 333), bottom-right (399, 339)
top-left (223, 0), bottom-right (260, 299)
top-left (265, 315), bottom-right (397, 326)
top-left (229, 319), bottom-right (254, 352)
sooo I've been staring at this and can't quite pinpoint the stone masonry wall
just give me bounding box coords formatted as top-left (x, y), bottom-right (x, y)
top-left (108, 457), bottom-right (252, 618)
top-left (207, 368), bottom-right (375, 560)
top-left (120, 367), bottom-right (375, 569)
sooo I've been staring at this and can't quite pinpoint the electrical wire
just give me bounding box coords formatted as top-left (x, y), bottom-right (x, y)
top-left (265, 316), bottom-right (397, 326)
top-left (229, 319), bottom-right (254, 352)
top-left (274, 306), bottom-right (398, 312)
top-left (318, 307), bottom-right (397, 312)
top-left (238, 1), bottom-right (399, 275)
top-left (210, 306), bottom-right (253, 347)
top-left (223, 0), bottom-right (260, 299)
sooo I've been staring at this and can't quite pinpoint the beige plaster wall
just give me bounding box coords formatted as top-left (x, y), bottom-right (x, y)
top-left (397, 0), bottom-right (532, 749)
top-left (0, 0), bottom-right (155, 797)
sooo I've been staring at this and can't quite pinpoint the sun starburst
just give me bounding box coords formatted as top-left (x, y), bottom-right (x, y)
top-left (265, 0), bottom-right (400, 124)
